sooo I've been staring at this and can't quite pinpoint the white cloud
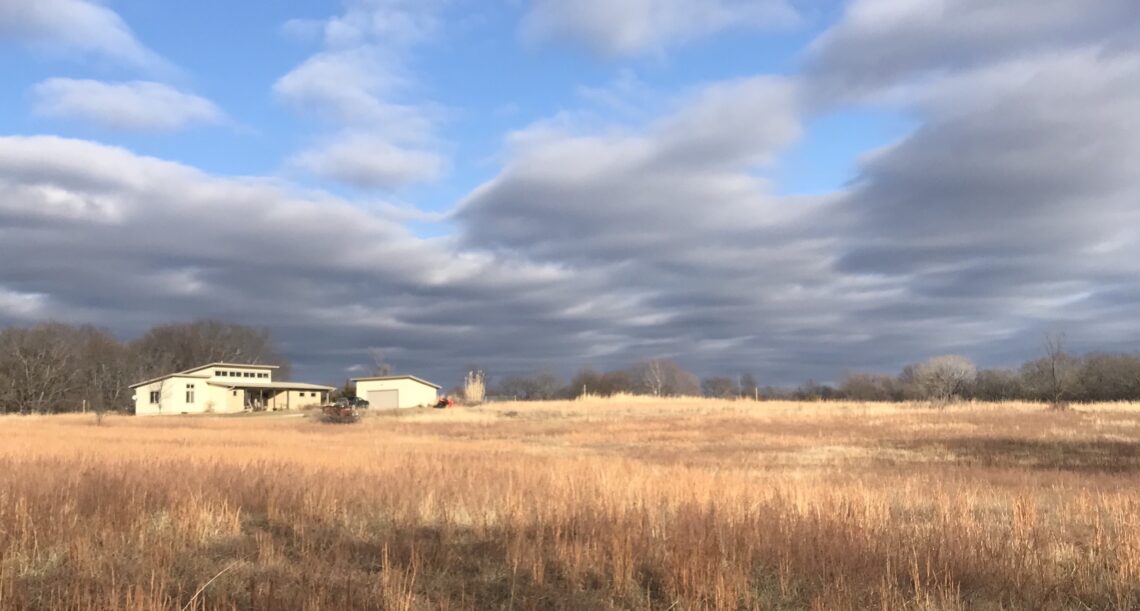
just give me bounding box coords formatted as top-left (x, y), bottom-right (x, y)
top-left (276, 0), bottom-right (447, 190)
top-left (0, 0), bottom-right (167, 71)
top-left (290, 133), bottom-right (446, 189)
top-left (320, 0), bottom-right (441, 48)
top-left (32, 79), bottom-right (224, 132)
top-left (521, 0), bottom-right (799, 57)
top-left (0, 287), bottom-right (49, 319)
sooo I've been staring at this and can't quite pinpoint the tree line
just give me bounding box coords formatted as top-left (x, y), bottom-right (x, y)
top-left (3, 319), bottom-right (1136, 412)
top-left (0, 321), bottom-right (289, 414)
top-left (833, 347), bottom-right (1138, 407)
top-left (488, 339), bottom-right (1140, 407)
top-left (484, 358), bottom-right (704, 401)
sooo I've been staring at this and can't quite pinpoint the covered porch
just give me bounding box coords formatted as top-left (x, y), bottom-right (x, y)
top-left (209, 381), bottom-right (333, 412)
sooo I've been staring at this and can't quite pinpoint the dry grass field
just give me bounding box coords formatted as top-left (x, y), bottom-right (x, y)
top-left (2, 399), bottom-right (1140, 610)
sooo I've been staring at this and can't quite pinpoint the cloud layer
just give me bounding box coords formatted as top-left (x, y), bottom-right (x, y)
top-left (3, 0), bottom-right (1140, 387)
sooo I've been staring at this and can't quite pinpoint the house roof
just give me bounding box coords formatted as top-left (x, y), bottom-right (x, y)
top-left (129, 362), bottom-right (281, 389)
top-left (207, 381), bottom-right (335, 391)
top-left (350, 375), bottom-right (442, 389)
top-left (128, 373), bottom-right (211, 389)
top-left (181, 362), bottom-right (280, 375)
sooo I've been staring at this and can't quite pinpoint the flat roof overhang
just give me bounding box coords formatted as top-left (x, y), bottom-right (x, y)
top-left (207, 381), bottom-right (335, 391)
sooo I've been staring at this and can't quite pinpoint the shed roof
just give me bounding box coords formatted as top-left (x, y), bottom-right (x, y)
top-left (350, 375), bottom-right (441, 389)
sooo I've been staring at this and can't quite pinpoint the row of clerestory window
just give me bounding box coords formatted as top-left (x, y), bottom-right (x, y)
top-left (214, 370), bottom-right (269, 379)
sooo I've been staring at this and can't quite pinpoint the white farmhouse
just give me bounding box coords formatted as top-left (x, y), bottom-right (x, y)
top-left (130, 363), bottom-right (333, 415)
top-left (352, 375), bottom-right (441, 409)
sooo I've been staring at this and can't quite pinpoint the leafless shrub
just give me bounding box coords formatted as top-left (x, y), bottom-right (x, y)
top-left (464, 370), bottom-right (486, 404)
top-left (915, 355), bottom-right (977, 406)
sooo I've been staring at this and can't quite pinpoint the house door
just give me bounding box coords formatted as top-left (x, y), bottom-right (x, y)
top-left (367, 389), bottom-right (399, 409)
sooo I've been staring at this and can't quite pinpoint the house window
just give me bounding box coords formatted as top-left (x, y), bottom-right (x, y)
top-left (259, 373), bottom-right (268, 379)
top-left (186, 383), bottom-right (195, 403)
top-left (232, 391), bottom-right (238, 396)
top-left (245, 372), bottom-right (253, 378)
top-left (149, 391), bottom-right (160, 404)
top-left (215, 370), bottom-right (223, 376)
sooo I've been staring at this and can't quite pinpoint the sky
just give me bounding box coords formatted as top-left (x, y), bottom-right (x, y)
top-left (1, 0), bottom-right (1139, 388)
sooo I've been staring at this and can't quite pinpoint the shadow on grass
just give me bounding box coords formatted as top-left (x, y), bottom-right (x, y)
top-left (891, 437), bottom-right (1140, 473)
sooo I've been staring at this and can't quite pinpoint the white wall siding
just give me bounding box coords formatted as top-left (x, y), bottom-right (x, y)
top-left (354, 379), bottom-right (438, 408)
top-left (132, 376), bottom-right (213, 416)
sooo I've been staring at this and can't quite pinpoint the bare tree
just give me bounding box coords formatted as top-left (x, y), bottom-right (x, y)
top-left (129, 320), bottom-right (288, 380)
top-left (914, 355), bottom-right (977, 405)
top-left (570, 367), bottom-right (602, 397)
top-left (1022, 332), bottom-right (1078, 410)
top-left (701, 376), bottom-right (739, 398)
top-left (631, 359), bottom-right (700, 397)
top-left (369, 349), bottom-right (393, 376)
top-left (739, 373), bottom-right (759, 400)
top-left (839, 372), bottom-right (900, 402)
top-left (1074, 353), bottom-right (1140, 402)
top-left (641, 359), bottom-right (667, 396)
top-left (0, 323), bottom-right (83, 413)
top-left (973, 368), bottom-right (1023, 402)
top-left (496, 371), bottom-right (565, 400)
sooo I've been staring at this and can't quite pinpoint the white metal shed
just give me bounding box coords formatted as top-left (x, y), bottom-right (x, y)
top-left (351, 375), bottom-right (441, 409)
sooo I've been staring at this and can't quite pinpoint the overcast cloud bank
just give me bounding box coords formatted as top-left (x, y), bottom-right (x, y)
top-left (2, 0), bottom-right (1139, 385)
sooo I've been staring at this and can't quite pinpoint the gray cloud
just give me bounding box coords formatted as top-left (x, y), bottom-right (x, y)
top-left (806, 0), bottom-right (1140, 104)
top-left (521, 0), bottom-right (799, 57)
top-left (833, 49), bottom-right (1140, 336)
top-left (0, 136), bottom-right (579, 384)
top-left (460, 77), bottom-right (805, 261)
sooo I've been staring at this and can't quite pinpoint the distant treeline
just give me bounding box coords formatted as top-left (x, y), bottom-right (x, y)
top-left (2, 319), bottom-right (1133, 413)
top-left (490, 359), bottom-right (705, 401)
top-left (0, 321), bottom-right (289, 414)
top-left (829, 350), bottom-right (1140, 405)
top-left (492, 343), bottom-right (1140, 406)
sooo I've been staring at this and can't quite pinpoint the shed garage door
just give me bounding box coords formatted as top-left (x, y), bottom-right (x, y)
top-left (367, 389), bottom-right (399, 409)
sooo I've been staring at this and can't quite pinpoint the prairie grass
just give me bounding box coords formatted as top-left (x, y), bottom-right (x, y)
top-left (1, 400), bottom-right (1139, 609)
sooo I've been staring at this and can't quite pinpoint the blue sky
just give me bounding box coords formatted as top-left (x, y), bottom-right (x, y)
top-left (0, 0), bottom-right (892, 209)
top-left (2, 0), bottom-right (1138, 386)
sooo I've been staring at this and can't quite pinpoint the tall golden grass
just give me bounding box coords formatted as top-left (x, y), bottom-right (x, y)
top-left (1, 399), bottom-right (1139, 609)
